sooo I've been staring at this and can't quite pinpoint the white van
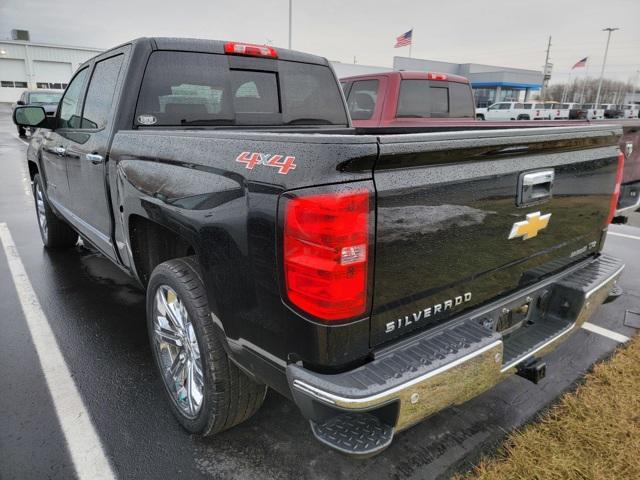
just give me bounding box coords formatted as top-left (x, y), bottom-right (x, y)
top-left (520, 102), bottom-right (550, 120)
top-left (581, 104), bottom-right (605, 120)
top-left (547, 103), bottom-right (571, 120)
top-left (622, 104), bottom-right (640, 119)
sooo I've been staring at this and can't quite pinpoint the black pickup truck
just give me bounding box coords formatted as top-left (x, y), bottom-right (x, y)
top-left (13, 37), bottom-right (626, 457)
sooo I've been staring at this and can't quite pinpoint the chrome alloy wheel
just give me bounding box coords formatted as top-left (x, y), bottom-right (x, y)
top-left (152, 285), bottom-right (204, 418)
top-left (35, 182), bottom-right (48, 238)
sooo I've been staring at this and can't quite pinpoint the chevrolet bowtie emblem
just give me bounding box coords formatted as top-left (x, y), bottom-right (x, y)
top-left (508, 211), bottom-right (551, 240)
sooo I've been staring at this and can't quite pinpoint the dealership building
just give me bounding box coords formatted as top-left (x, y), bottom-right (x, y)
top-left (332, 56), bottom-right (544, 107)
top-left (0, 32), bottom-right (103, 103)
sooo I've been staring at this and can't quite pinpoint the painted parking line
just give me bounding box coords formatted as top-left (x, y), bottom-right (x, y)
top-left (582, 321), bottom-right (630, 343)
top-left (0, 223), bottom-right (116, 480)
top-left (608, 231), bottom-right (640, 242)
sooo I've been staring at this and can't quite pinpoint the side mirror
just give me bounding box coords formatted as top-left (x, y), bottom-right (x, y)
top-left (17, 100), bottom-right (25, 106)
top-left (13, 106), bottom-right (53, 129)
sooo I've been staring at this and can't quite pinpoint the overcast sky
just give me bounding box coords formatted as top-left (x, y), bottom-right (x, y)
top-left (1, 0), bottom-right (638, 84)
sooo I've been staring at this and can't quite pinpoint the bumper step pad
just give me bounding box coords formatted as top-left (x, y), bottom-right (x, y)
top-left (502, 317), bottom-right (572, 368)
top-left (310, 413), bottom-right (394, 457)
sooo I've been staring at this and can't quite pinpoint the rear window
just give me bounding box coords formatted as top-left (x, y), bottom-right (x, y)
top-left (396, 80), bottom-right (473, 118)
top-left (135, 51), bottom-right (348, 126)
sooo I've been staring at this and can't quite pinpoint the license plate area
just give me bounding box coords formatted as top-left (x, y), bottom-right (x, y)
top-left (475, 291), bottom-right (549, 337)
top-left (496, 298), bottom-right (532, 334)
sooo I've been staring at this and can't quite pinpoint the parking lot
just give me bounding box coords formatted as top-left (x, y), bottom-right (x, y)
top-left (0, 102), bottom-right (639, 480)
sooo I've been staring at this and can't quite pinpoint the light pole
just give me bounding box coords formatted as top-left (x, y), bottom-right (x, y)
top-left (540, 36), bottom-right (552, 101)
top-left (288, 0), bottom-right (292, 49)
top-left (595, 27), bottom-right (619, 107)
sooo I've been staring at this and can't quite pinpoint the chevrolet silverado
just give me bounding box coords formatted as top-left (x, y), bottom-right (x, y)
top-left (13, 37), bottom-right (626, 457)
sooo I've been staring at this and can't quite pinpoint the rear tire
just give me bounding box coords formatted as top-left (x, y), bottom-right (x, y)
top-left (32, 174), bottom-right (78, 249)
top-left (147, 256), bottom-right (266, 436)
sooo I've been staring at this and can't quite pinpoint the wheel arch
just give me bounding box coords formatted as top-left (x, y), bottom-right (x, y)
top-left (27, 160), bottom-right (39, 180)
top-left (128, 214), bottom-right (197, 287)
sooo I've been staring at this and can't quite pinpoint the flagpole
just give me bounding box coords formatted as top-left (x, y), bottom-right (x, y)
top-left (409, 28), bottom-right (413, 58)
top-left (579, 61), bottom-right (589, 103)
top-left (562, 71), bottom-right (572, 103)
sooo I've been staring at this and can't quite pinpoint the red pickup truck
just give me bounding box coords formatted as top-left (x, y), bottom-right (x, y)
top-left (341, 71), bottom-right (640, 222)
top-left (339, 71), bottom-right (476, 127)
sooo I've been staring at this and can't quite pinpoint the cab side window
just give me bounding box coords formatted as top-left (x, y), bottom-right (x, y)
top-left (58, 68), bottom-right (89, 129)
top-left (347, 80), bottom-right (379, 120)
top-left (81, 54), bottom-right (124, 129)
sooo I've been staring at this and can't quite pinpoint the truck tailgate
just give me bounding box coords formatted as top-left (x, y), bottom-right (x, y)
top-left (370, 125), bottom-right (622, 346)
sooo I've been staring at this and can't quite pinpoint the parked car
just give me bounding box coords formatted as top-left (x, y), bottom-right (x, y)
top-left (622, 104), bottom-right (640, 119)
top-left (12, 89), bottom-right (62, 137)
top-left (568, 103), bottom-right (588, 119)
top-left (476, 101), bottom-right (549, 121)
top-left (340, 75), bottom-right (640, 226)
top-left (547, 102), bottom-right (571, 120)
top-left (339, 71), bottom-right (476, 126)
top-left (581, 103), bottom-right (605, 120)
top-left (13, 37), bottom-right (626, 457)
top-left (615, 120), bottom-right (640, 221)
top-left (602, 104), bottom-right (624, 119)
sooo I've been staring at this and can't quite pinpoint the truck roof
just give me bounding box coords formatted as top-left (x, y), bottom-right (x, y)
top-left (81, 37), bottom-right (331, 69)
top-left (340, 70), bottom-right (470, 84)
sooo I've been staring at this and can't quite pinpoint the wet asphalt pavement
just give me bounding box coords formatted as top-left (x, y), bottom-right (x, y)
top-left (0, 103), bottom-right (639, 480)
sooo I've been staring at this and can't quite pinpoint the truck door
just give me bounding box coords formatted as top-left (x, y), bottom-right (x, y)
top-left (486, 103), bottom-right (509, 120)
top-left (40, 67), bottom-right (90, 208)
top-left (65, 50), bottom-right (127, 259)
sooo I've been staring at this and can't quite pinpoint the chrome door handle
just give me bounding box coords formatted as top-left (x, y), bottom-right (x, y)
top-left (518, 169), bottom-right (554, 206)
top-left (54, 146), bottom-right (66, 156)
top-left (86, 153), bottom-right (104, 164)
top-left (522, 170), bottom-right (554, 187)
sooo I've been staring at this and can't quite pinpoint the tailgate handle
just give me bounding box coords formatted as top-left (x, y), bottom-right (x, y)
top-left (518, 170), bottom-right (554, 206)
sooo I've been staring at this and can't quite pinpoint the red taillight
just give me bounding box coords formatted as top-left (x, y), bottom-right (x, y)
top-left (427, 72), bottom-right (448, 81)
top-left (283, 189), bottom-right (370, 321)
top-left (224, 41), bottom-right (278, 58)
top-left (606, 151), bottom-right (625, 225)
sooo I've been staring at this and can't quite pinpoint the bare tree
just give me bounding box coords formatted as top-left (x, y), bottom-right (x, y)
top-left (546, 78), bottom-right (635, 103)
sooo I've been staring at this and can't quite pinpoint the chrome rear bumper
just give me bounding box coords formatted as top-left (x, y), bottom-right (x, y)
top-left (287, 254), bottom-right (624, 455)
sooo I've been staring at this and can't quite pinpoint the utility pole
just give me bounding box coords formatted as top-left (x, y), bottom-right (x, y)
top-left (540, 36), bottom-right (552, 101)
top-left (595, 27), bottom-right (619, 107)
top-left (288, 0), bottom-right (292, 49)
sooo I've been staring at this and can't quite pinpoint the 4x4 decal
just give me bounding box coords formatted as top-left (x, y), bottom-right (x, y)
top-left (235, 152), bottom-right (297, 175)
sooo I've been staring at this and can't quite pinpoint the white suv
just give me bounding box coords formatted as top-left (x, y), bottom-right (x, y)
top-left (478, 102), bottom-right (550, 121)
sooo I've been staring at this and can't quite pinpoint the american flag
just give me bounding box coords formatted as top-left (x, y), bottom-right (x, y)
top-left (571, 57), bottom-right (588, 69)
top-left (394, 29), bottom-right (413, 48)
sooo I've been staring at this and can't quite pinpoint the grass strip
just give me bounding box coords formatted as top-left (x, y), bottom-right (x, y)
top-left (458, 333), bottom-right (640, 480)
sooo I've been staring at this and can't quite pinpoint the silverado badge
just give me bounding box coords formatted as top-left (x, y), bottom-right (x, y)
top-left (508, 211), bottom-right (551, 240)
